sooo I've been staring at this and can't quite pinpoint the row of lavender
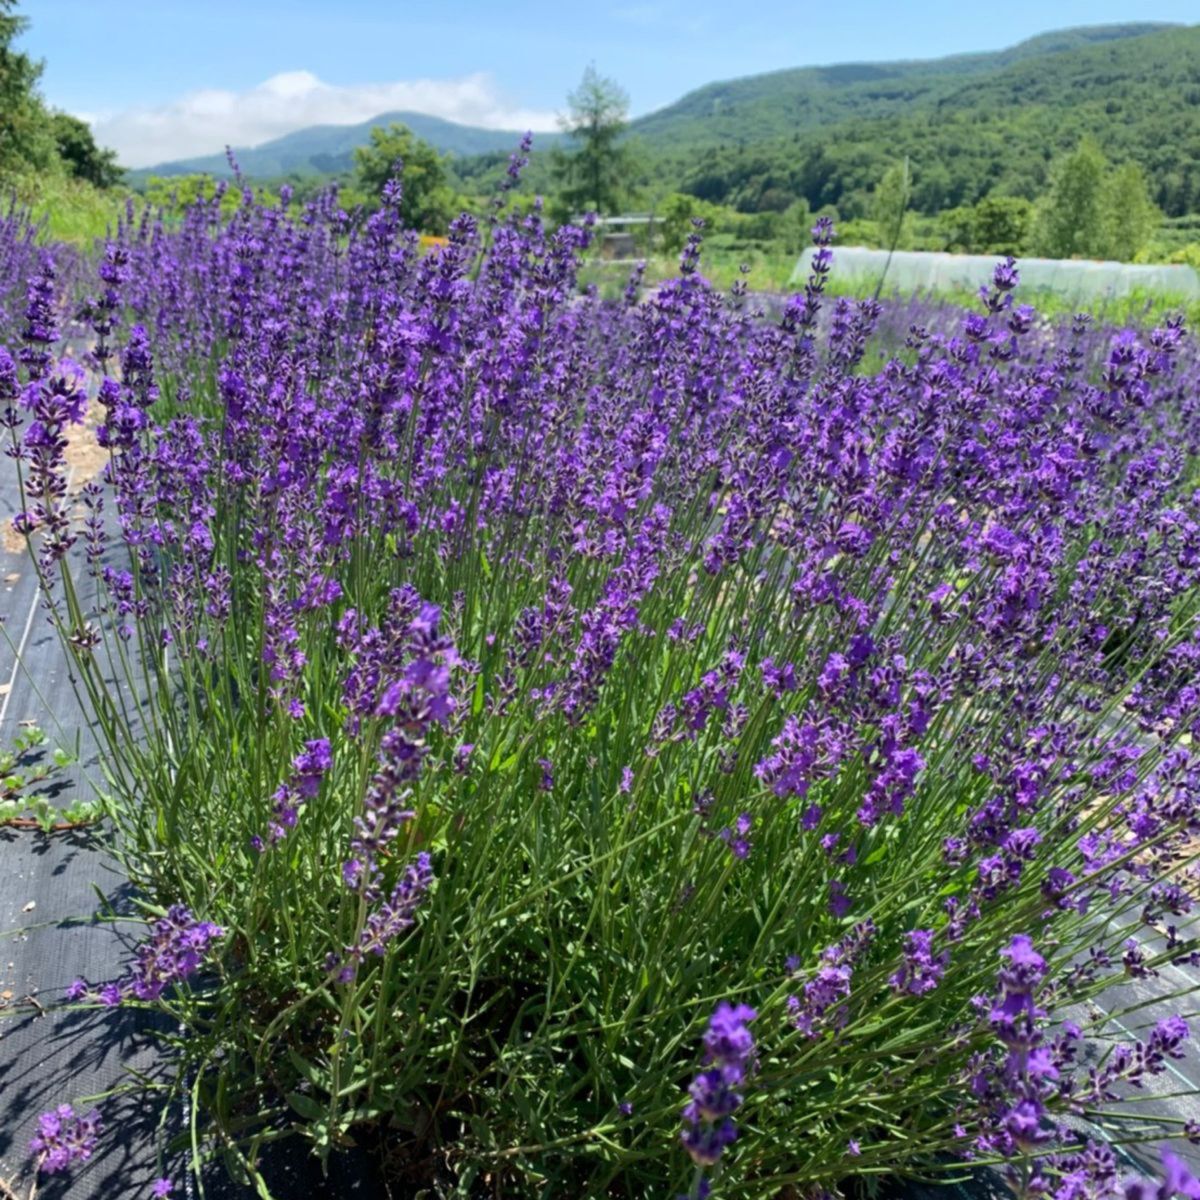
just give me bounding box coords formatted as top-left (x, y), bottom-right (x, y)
top-left (5, 165), bottom-right (1200, 1199)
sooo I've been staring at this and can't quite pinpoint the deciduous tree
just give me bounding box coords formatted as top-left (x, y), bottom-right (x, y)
top-left (354, 123), bottom-right (455, 234)
top-left (971, 195), bottom-right (1032, 256)
top-left (870, 161), bottom-right (913, 250)
top-left (51, 112), bottom-right (123, 189)
top-left (0, 0), bottom-right (54, 176)
top-left (1032, 139), bottom-right (1107, 258)
top-left (1100, 160), bottom-right (1159, 261)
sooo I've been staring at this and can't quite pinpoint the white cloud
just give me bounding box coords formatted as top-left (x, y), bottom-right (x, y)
top-left (90, 70), bottom-right (559, 168)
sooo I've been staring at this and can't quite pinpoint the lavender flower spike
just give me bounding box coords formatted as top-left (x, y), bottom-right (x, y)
top-left (681, 1000), bottom-right (757, 1174)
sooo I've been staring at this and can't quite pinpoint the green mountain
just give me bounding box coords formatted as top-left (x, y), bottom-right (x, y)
top-left (630, 23), bottom-right (1173, 145)
top-left (127, 111), bottom-right (558, 185)
top-left (622, 22), bottom-right (1200, 216)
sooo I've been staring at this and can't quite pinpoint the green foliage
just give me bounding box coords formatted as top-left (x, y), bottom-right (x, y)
top-left (970, 195), bottom-right (1033, 255)
top-left (1030, 138), bottom-right (1108, 258)
top-left (1166, 242), bottom-right (1200, 269)
top-left (1032, 141), bottom-right (1161, 261)
top-left (0, 1), bottom-right (123, 200)
top-left (654, 194), bottom-right (814, 260)
top-left (353, 122), bottom-right (455, 233)
top-left (552, 65), bottom-right (638, 216)
top-left (935, 204), bottom-right (976, 253)
top-left (1101, 160), bottom-right (1161, 261)
top-left (0, 0), bottom-right (54, 176)
top-left (51, 111), bottom-right (123, 188)
top-left (933, 196), bottom-right (1034, 255)
top-left (145, 173), bottom-right (245, 217)
top-left (657, 191), bottom-right (727, 252)
top-left (0, 792), bottom-right (102, 834)
top-left (777, 198), bottom-right (813, 253)
top-left (9, 169), bottom-right (126, 243)
top-left (870, 161), bottom-right (914, 250)
top-left (0, 727), bottom-right (93, 833)
top-left (835, 217), bottom-right (886, 247)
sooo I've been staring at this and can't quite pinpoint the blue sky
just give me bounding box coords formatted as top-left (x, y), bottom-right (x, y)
top-left (21, 0), bottom-right (1200, 167)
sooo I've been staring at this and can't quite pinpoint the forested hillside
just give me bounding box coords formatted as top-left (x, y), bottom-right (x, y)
top-left (625, 22), bottom-right (1200, 215)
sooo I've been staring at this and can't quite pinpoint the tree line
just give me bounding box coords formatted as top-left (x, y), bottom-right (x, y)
top-left (0, 0), bottom-right (122, 189)
top-left (436, 68), bottom-right (1172, 264)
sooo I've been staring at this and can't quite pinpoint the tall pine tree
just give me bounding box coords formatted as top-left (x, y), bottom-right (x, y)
top-left (552, 66), bottom-right (637, 217)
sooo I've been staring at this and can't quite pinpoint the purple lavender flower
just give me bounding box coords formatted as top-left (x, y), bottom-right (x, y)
top-left (889, 929), bottom-right (948, 996)
top-left (681, 1001), bottom-right (756, 1173)
top-left (992, 934), bottom-right (1047, 1027)
top-left (331, 852), bottom-right (433, 983)
top-left (262, 737), bottom-right (332, 846)
top-left (701, 1002), bottom-right (757, 1077)
top-left (1003, 1096), bottom-right (1053, 1151)
top-left (342, 600), bottom-right (457, 893)
top-left (1124, 1150), bottom-right (1200, 1200)
top-left (788, 965), bottom-right (851, 1039)
top-left (18, 361), bottom-right (88, 569)
top-left (19, 252), bottom-right (59, 381)
top-left (67, 906), bottom-right (223, 1005)
top-left (720, 812), bottom-right (752, 860)
top-left (29, 1103), bottom-right (102, 1175)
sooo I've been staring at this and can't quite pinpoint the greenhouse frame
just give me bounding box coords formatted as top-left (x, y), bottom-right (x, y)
top-left (790, 246), bottom-right (1200, 301)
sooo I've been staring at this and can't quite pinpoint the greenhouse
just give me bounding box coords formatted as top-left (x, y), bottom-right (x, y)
top-left (790, 245), bottom-right (1200, 300)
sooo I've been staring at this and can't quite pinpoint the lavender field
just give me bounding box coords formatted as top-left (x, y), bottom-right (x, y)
top-left (3, 167), bottom-right (1200, 1200)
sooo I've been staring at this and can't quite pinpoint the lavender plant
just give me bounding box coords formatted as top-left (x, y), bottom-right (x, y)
top-left (4, 164), bottom-right (1200, 1199)
top-left (0, 199), bottom-right (41, 343)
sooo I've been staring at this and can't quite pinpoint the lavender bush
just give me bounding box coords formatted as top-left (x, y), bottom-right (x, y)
top-left (0, 199), bottom-right (41, 342)
top-left (5, 165), bottom-right (1200, 1198)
